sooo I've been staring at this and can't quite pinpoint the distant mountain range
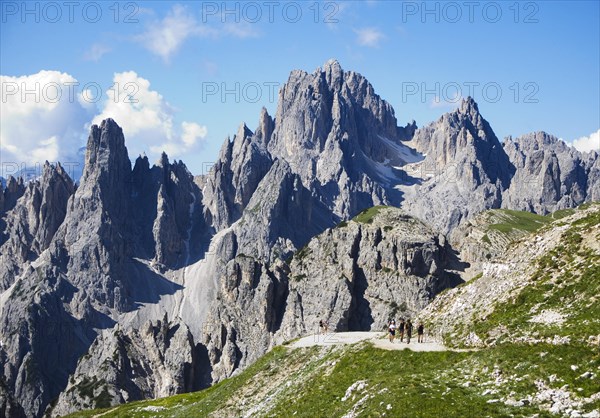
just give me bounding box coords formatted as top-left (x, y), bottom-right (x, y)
top-left (0, 60), bottom-right (598, 417)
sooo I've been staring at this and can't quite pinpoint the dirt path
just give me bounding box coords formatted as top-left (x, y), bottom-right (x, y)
top-left (92, 407), bottom-right (119, 417)
top-left (291, 332), bottom-right (473, 352)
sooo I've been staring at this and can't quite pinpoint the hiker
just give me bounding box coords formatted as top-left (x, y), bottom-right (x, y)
top-left (319, 319), bottom-right (329, 334)
top-left (417, 323), bottom-right (424, 343)
top-left (388, 320), bottom-right (396, 343)
top-left (406, 319), bottom-right (413, 344)
top-left (398, 319), bottom-right (405, 342)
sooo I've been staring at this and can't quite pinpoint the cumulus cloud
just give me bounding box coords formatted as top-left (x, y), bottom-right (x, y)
top-left (1, 70), bottom-right (207, 178)
top-left (0, 71), bottom-right (92, 178)
top-left (569, 129), bottom-right (600, 153)
top-left (91, 71), bottom-right (207, 161)
top-left (354, 27), bottom-right (385, 47)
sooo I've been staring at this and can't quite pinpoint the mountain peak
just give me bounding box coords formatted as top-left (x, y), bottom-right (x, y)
top-left (80, 118), bottom-right (132, 206)
top-left (256, 107), bottom-right (274, 143)
top-left (85, 118), bottom-right (128, 168)
top-left (458, 96), bottom-right (479, 115)
top-left (323, 58), bottom-right (341, 68)
top-left (322, 58), bottom-right (343, 74)
top-left (158, 151), bottom-right (170, 167)
top-left (236, 122), bottom-right (253, 141)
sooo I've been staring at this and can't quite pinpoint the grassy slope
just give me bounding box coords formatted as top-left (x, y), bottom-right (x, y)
top-left (352, 206), bottom-right (390, 224)
top-left (64, 341), bottom-right (600, 418)
top-left (486, 209), bottom-right (552, 234)
top-left (468, 206), bottom-right (600, 345)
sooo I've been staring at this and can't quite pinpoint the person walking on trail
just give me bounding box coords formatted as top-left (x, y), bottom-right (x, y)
top-left (405, 319), bottom-right (413, 344)
top-left (388, 320), bottom-right (397, 343)
top-left (417, 323), bottom-right (424, 343)
top-left (319, 320), bottom-right (325, 334)
top-left (398, 319), bottom-right (406, 343)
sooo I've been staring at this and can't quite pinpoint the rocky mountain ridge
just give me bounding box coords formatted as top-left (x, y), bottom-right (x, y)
top-left (0, 60), bottom-right (598, 417)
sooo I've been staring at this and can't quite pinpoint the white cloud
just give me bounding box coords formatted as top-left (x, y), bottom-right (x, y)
top-left (354, 27), bottom-right (385, 47)
top-left (1, 70), bottom-right (207, 178)
top-left (569, 129), bottom-right (600, 153)
top-left (0, 71), bottom-right (92, 177)
top-left (181, 121), bottom-right (208, 146)
top-left (91, 71), bottom-right (207, 162)
top-left (135, 5), bottom-right (210, 62)
top-left (84, 43), bottom-right (111, 62)
top-left (135, 5), bottom-right (259, 62)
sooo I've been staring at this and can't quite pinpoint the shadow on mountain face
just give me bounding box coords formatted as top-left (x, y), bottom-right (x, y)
top-left (125, 259), bottom-right (184, 311)
top-left (438, 245), bottom-right (469, 292)
top-left (445, 242), bottom-right (470, 272)
top-left (347, 265), bottom-right (374, 331)
top-left (191, 342), bottom-right (213, 391)
top-left (1, 275), bottom-right (116, 418)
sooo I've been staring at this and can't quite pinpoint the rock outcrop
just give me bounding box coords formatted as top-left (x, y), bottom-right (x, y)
top-left (278, 207), bottom-right (458, 334)
top-left (50, 316), bottom-right (202, 416)
top-left (202, 121), bottom-right (273, 233)
top-left (1, 176), bottom-right (25, 215)
top-left (202, 207), bottom-right (460, 382)
top-left (502, 131), bottom-right (595, 213)
top-left (401, 97), bottom-right (514, 233)
top-left (0, 163), bottom-right (74, 292)
top-left (202, 256), bottom-right (288, 382)
top-left (400, 100), bottom-right (599, 233)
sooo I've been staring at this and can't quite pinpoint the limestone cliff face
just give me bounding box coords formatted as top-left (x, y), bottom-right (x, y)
top-left (587, 152), bottom-right (600, 201)
top-left (400, 97), bottom-right (514, 233)
top-left (501, 131), bottom-right (595, 213)
top-left (202, 256), bottom-right (288, 382)
top-left (50, 316), bottom-right (201, 417)
top-left (399, 100), bottom-right (599, 233)
top-left (0, 163), bottom-right (74, 292)
top-left (279, 208), bottom-right (454, 334)
top-left (202, 121), bottom-right (273, 233)
top-left (202, 207), bottom-right (459, 383)
top-left (0, 120), bottom-right (204, 418)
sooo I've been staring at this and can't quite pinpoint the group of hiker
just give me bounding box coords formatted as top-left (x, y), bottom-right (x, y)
top-left (387, 319), bottom-right (424, 344)
top-left (317, 318), bottom-right (425, 344)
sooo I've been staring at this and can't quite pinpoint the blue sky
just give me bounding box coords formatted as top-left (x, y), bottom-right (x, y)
top-left (1, 0), bottom-right (599, 177)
